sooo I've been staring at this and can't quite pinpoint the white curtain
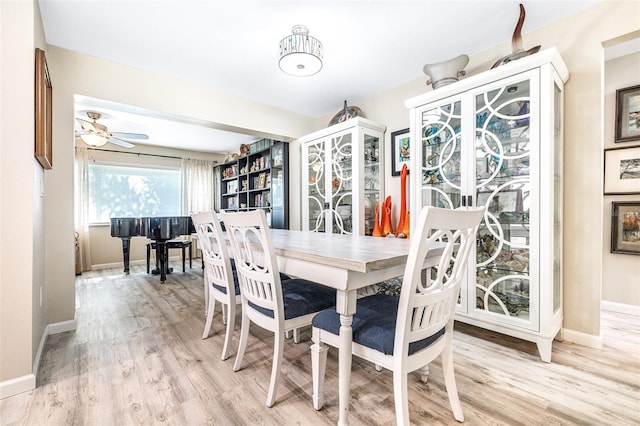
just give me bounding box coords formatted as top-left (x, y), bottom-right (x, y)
top-left (74, 146), bottom-right (92, 271)
top-left (181, 158), bottom-right (215, 215)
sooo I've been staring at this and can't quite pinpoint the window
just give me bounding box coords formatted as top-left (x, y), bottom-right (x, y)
top-left (88, 163), bottom-right (181, 223)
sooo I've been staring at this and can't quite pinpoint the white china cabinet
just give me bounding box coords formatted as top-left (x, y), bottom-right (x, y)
top-left (406, 48), bottom-right (568, 362)
top-left (300, 117), bottom-right (385, 235)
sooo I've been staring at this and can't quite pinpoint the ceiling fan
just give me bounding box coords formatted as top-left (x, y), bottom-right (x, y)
top-left (76, 111), bottom-right (149, 148)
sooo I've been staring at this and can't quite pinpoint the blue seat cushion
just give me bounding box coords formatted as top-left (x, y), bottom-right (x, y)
top-left (312, 293), bottom-right (445, 356)
top-left (248, 278), bottom-right (335, 320)
top-left (211, 259), bottom-right (290, 296)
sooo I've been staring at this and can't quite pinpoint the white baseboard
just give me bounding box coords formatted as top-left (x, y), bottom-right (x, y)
top-left (2, 319), bottom-right (76, 400)
top-left (561, 327), bottom-right (603, 350)
top-left (0, 374), bottom-right (36, 400)
top-left (601, 300), bottom-right (640, 316)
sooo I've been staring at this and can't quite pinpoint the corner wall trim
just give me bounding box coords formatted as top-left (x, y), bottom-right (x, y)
top-left (0, 374), bottom-right (35, 400)
top-left (601, 301), bottom-right (640, 316)
top-left (561, 327), bottom-right (603, 350)
top-left (2, 319), bottom-right (77, 400)
top-left (47, 319), bottom-right (77, 335)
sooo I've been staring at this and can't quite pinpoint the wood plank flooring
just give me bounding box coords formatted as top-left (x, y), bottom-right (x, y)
top-left (1, 263), bottom-right (639, 425)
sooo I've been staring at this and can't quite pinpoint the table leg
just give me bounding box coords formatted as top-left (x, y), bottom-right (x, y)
top-left (336, 290), bottom-right (357, 426)
top-left (338, 313), bottom-right (353, 426)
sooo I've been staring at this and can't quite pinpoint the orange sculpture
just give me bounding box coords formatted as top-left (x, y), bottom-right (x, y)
top-left (372, 201), bottom-right (383, 237)
top-left (382, 196), bottom-right (393, 236)
top-left (396, 164), bottom-right (410, 238)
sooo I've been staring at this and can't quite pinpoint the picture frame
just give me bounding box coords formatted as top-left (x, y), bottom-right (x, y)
top-left (390, 128), bottom-right (410, 176)
top-left (604, 146), bottom-right (640, 195)
top-left (615, 84), bottom-right (640, 143)
top-left (611, 202), bottom-right (640, 255)
top-left (35, 48), bottom-right (53, 169)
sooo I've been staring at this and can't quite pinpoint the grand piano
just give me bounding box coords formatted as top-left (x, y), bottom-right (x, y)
top-left (110, 216), bottom-right (194, 282)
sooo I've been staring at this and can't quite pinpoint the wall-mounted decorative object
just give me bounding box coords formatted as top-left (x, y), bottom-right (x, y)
top-left (35, 48), bottom-right (53, 169)
top-left (390, 128), bottom-right (410, 176)
top-left (604, 146), bottom-right (640, 194)
top-left (328, 100), bottom-right (365, 126)
top-left (423, 54), bottom-right (469, 89)
top-left (615, 84), bottom-right (640, 143)
top-left (611, 201), bottom-right (640, 255)
top-left (491, 3), bottom-right (541, 69)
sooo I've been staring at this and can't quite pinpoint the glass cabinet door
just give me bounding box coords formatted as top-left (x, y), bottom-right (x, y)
top-left (307, 139), bottom-right (327, 232)
top-left (473, 76), bottom-right (533, 322)
top-left (418, 99), bottom-right (463, 210)
top-left (363, 133), bottom-right (380, 236)
top-left (330, 132), bottom-right (353, 234)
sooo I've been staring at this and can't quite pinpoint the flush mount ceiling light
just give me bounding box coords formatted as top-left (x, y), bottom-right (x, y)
top-left (278, 25), bottom-right (323, 77)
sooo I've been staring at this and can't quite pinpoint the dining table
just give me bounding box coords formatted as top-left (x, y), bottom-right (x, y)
top-left (267, 229), bottom-right (444, 426)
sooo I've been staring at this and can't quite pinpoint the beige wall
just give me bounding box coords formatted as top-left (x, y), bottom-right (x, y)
top-left (2, 0), bottom-right (640, 394)
top-left (602, 51), bottom-right (640, 306)
top-left (0, 0), bottom-right (36, 383)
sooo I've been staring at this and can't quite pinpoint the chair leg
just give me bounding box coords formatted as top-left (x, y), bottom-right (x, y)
top-left (293, 327), bottom-right (300, 344)
top-left (181, 246), bottom-right (186, 272)
top-left (221, 301), bottom-right (236, 361)
top-left (202, 292), bottom-right (216, 339)
top-left (203, 269), bottom-right (209, 316)
top-left (188, 244), bottom-right (192, 268)
top-left (420, 364), bottom-right (430, 383)
top-left (393, 368), bottom-right (410, 426)
top-left (266, 330), bottom-right (284, 407)
top-left (375, 363), bottom-right (383, 372)
top-left (285, 330), bottom-right (292, 339)
top-left (221, 303), bottom-right (228, 325)
top-left (311, 328), bottom-right (328, 411)
top-left (442, 346), bottom-right (464, 422)
top-left (233, 311), bottom-right (250, 372)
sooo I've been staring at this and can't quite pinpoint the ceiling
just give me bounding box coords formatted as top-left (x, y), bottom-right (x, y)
top-left (39, 0), bottom-right (603, 154)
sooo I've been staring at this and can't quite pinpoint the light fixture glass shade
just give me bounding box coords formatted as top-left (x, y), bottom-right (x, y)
top-left (80, 133), bottom-right (108, 147)
top-left (279, 25), bottom-right (323, 77)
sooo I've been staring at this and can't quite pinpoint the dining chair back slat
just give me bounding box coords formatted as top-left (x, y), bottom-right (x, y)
top-left (191, 211), bottom-right (240, 360)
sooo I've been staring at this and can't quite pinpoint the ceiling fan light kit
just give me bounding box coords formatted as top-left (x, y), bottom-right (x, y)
top-left (278, 25), bottom-right (323, 77)
top-left (75, 111), bottom-right (146, 148)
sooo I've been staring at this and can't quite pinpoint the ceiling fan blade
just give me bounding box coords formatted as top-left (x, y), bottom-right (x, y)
top-left (110, 131), bottom-right (149, 140)
top-left (108, 137), bottom-right (135, 148)
top-left (77, 118), bottom-right (97, 133)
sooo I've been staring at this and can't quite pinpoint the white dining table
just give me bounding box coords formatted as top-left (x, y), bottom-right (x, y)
top-left (268, 229), bottom-right (443, 426)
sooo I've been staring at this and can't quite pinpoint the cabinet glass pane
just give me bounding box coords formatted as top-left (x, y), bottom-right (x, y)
top-left (307, 140), bottom-right (326, 232)
top-left (363, 134), bottom-right (380, 235)
top-left (420, 100), bottom-right (462, 209)
top-left (331, 133), bottom-right (353, 234)
top-left (474, 79), bottom-right (531, 320)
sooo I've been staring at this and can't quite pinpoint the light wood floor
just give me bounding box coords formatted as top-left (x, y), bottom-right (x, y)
top-left (1, 263), bottom-right (639, 425)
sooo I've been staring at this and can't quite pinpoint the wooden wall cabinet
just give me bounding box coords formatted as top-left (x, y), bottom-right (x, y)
top-left (299, 117), bottom-right (385, 235)
top-left (406, 48), bottom-right (568, 362)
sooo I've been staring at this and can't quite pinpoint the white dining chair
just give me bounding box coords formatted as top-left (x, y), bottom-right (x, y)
top-left (191, 211), bottom-right (240, 360)
top-left (220, 209), bottom-right (336, 407)
top-left (311, 206), bottom-right (485, 424)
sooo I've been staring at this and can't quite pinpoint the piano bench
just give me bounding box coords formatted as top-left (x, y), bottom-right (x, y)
top-left (147, 239), bottom-right (193, 273)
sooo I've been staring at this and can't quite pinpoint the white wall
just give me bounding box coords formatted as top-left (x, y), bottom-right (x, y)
top-left (602, 51), bottom-right (640, 306)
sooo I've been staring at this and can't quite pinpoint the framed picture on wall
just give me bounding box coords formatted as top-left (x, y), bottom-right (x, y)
top-left (604, 146), bottom-right (640, 194)
top-left (611, 202), bottom-right (640, 255)
top-left (390, 128), bottom-right (410, 176)
top-left (615, 84), bottom-right (640, 143)
top-left (35, 48), bottom-right (53, 170)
